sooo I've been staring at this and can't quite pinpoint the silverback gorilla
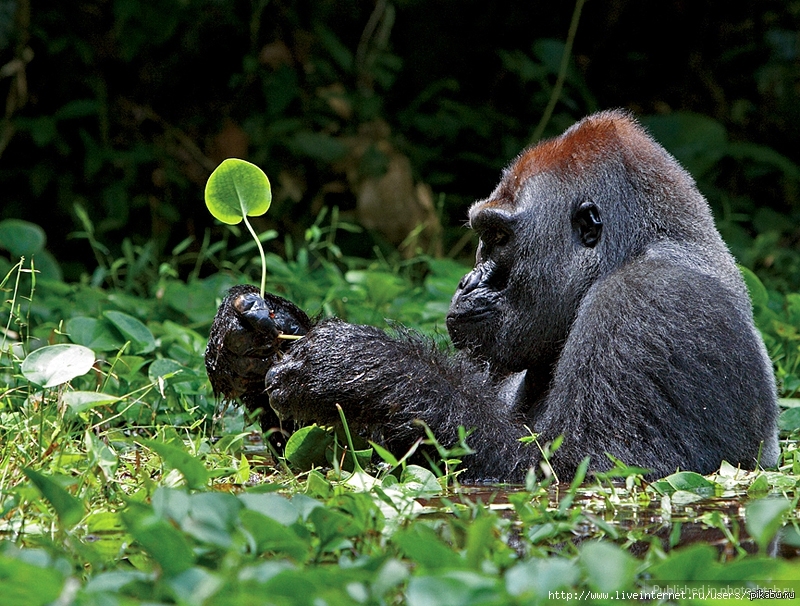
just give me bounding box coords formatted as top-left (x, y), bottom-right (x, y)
top-left (205, 110), bottom-right (779, 482)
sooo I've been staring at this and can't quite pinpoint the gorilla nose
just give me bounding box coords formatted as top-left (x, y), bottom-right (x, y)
top-left (457, 267), bottom-right (483, 294)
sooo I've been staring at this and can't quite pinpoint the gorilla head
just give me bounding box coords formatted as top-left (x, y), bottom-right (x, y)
top-left (447, 112), bottom-right (736, 376)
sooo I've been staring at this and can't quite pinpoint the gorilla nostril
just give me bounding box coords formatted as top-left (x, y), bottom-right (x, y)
top-left (458, 268), bottom-right (483, 294)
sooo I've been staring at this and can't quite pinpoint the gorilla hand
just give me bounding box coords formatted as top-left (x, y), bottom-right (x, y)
top-left (265, 317), bottom-right (529, 478)
top-left (205, 285), bottom-right (312, 403)
top-left (266, 319), bottom-right (423, 429)
top-left (266, 319), bottom-right (383, 424)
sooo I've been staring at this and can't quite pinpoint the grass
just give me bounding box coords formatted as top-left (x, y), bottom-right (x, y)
top-left (1, 229), bottom-right (800, 605)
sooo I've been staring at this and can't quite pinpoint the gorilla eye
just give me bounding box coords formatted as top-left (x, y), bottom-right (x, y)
top-left (478, 229), bottom-right (510, 262)
top-left (485, 230), bottom-right (509, 247)
top-left (573, 202), bottom-right (603, 248)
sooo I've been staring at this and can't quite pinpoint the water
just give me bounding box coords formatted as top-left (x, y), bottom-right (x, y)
top-left (430, 483), bottom-right (800, 559)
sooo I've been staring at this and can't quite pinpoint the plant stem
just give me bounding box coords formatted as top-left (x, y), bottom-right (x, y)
top-left (530, 0), bottom-right (586, 144)
top-left (242, 214), bottom-right (266, 298)
top-left (336, 403), bottom-right (365, 473)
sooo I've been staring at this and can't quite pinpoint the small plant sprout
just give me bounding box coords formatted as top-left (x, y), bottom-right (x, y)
top-left (205, 158), bottom-right (272, 298)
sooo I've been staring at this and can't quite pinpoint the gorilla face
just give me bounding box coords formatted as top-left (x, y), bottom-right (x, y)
top-left (447, 172), bottom-right (607, 374)
top-left (446, 207), bottom-right (515, 357)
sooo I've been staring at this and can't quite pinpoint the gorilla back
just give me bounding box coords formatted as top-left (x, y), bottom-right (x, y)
top-left (206, 110), bottom-right (779, 482)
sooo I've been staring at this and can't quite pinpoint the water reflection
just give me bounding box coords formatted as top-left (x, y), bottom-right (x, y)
top-left (427, 484), bottom-right (800, 560)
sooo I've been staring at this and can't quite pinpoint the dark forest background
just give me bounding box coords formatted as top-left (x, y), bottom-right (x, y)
top-left (2, 0), bottom-right (800, 291)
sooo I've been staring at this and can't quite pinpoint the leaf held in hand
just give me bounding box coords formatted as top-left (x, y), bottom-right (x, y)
top-left (204, 158), bottom-right (271, 225)
top-left (204, 158), bottom-right (272, 296)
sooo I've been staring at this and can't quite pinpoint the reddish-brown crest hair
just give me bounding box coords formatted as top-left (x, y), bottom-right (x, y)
top-left (476, 110), bottom-right (663, 212)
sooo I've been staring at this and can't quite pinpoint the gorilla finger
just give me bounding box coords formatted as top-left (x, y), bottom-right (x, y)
top-left (228, 354), bottom-right (273, 383)
top-left (233, 292), bottom-right (280, 339)
top-left (223, 326), bottom-right (276, 357)
top-left (265, 362), bottom-right (300, 420)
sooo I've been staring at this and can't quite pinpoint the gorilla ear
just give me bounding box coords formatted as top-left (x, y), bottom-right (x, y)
top-left (573, 201), bottom-right (603, 248)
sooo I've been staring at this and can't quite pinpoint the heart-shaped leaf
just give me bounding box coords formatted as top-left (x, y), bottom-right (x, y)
top-left (204, 158), bottom-right (271, 225)
top-left (21, 344), bottom-right (96, 387)
top-left (204, 158), bottom-right (272, 296)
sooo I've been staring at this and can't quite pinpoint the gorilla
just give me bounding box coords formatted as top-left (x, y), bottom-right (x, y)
top-left (205, 110), bottom-right (779, 482)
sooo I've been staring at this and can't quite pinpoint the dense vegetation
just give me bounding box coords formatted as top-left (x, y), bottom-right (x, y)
top-left (1, 232), bottom-right (799, 605)
top-left (2, 1), bottom-right (800, 604)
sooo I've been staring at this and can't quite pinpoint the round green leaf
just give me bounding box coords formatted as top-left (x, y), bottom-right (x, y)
top-left (21, 344), bottom-right (96, 388)
top-left (205, 158), bottom-right (271, 225)
top-left (285, 425), bottom-right (333, 471)
top-left (66, 316), bottom-right (125, 351)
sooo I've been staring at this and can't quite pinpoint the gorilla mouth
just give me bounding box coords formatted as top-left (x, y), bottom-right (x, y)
top-left (446, 306), bottom-right (496, 351)
top-left (446, 307), bottom-right (494, 325)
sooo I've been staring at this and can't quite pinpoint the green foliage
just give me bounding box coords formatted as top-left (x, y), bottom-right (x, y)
top-left (284, 425), bottom-right (334, 472)
top-left (0, 219), bottom-right (62, 282)
top-left (745, 498), bottom-right (793, 554)
top-left (2, 0), bottom-right (613, 282)
top-left (741, 267), bottom-right (800, 445)
top-left (19, 343), bottom-right (95, 388)
top-left (3, 6), bottom-right (800, 600)
top-left (642, 113), bottom-right (800, 293)
top-left (650, 471), bottom-right (720, 498)
top-left (21, 467), bottom-right (85, 527)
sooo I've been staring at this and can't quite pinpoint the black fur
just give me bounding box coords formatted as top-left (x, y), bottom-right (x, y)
top-left (205, 111), bottom-right (779, 482)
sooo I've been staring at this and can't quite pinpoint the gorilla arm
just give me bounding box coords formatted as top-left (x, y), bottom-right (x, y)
top-left (206, 255), bottom-right (778, 482)
top-left (264, 318), bottom-right (535, 481)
